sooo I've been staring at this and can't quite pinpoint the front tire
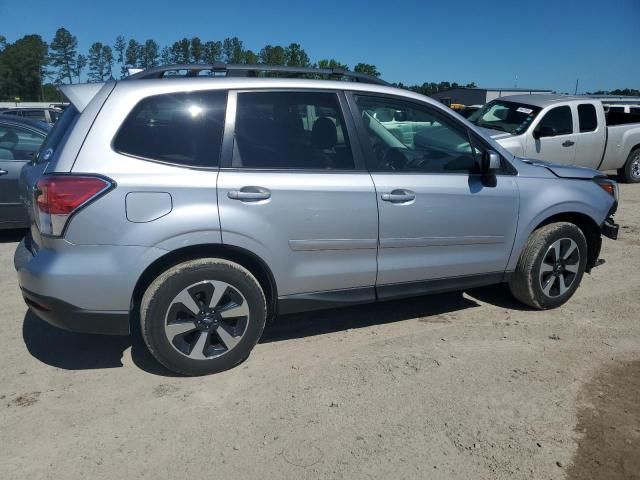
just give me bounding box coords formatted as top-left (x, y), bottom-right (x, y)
top-left (617, 147), bottom-right (640, 183)
top-left (141, 258), bottom-right (267, 376)
top-left (509, 222), bottom-right (587, 310)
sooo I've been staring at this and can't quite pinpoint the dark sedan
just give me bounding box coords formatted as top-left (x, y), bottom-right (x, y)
top-left (0, 117), bottom-right (50, 229)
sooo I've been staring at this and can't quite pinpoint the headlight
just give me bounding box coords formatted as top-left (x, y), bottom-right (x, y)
top-left (593, 176), bottom-right (619, 202)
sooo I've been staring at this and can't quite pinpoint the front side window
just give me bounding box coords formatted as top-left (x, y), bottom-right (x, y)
top-left (113, 90), bottom-right (227, 167)
top-left (536, 106), bottom-right (573, 136)
top-left (232, 91), bottom-right (354, 169)
top-left (355, 95), bottom-right (478, 173)
top-left (469, 100), bottom-right (541, 135)
top-left (577, 104), bottom-right (597, 132)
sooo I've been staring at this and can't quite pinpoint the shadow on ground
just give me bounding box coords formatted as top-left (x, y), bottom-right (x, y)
top-left (23, 283), bottom-right (522, 376)
top-left (22, 310), bottom-right (179, 376)
top-left (566, 360), bottom-right (640, 480)
top-left (0, 228), bottom-right (27, 244)
top-left (260, 290), bottom-right (479, 343)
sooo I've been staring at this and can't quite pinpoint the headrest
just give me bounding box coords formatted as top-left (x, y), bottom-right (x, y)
top-left (312, 117), bottom-right (337, 149)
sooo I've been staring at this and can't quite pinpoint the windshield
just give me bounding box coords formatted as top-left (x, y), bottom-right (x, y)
top-left (469, 100), bottom-right (541, 135)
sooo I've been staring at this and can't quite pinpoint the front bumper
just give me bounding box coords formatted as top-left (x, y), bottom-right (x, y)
top-left (601, 217), bottom-right (619, 240)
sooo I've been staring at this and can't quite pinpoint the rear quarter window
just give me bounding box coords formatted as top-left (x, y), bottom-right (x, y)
top-left (113, 90), bottom-right (227, 168)
top-left (36, 105), bottom-right (78, 163)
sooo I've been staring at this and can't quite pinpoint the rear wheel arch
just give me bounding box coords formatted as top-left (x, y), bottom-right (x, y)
top-left (531, 212), bottom-right (601, 272)
top-left (131, 244), bottom-right (278, 327)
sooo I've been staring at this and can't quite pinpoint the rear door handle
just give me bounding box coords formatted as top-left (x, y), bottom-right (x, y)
top-left (562, 140), bottom-right (575, 147)
top-left (381, 189), bottom-right (416, 203)
top-left (227, 187), bottom-right (271, 202)
top-left (0, 169), bottom-right (7, 176)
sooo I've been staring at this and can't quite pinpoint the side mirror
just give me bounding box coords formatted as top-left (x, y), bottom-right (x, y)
top-left (482, 150), bottom-right (501, 175)
top-left (533, 125), bottom-right (557, 139)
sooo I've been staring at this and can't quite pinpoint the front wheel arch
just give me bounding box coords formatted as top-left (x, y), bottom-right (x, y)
top-left (529, 212), bottom-right (601, 273)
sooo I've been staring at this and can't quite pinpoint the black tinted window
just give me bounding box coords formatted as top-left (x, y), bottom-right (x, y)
top-left (233, 91), bottom-right (354, 169)
top-left (355, 95), bottom-right (478, 173)
top-left (537, 106), bottom-right (573, 135)
top-left (578, 104), bottom-right (597, 132)
top-left (114, 90), bottom-right (227, 167)
top-left (631, 107), bottom-right (640, 114)
top-left (608, 106), bottom-right (624, 113)
top-left (36, 105), bottom-right (78, 163)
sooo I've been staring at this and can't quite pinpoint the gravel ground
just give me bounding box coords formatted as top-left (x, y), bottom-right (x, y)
top-left (0, 183), bottom-right (638, 480)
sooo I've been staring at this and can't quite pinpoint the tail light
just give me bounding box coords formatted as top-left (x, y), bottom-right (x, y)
top-left (35, 175), bottom-right (113, 236)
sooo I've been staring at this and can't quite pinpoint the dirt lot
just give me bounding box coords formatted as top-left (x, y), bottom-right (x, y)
top-left (1, 183), bottom-right (639, 480)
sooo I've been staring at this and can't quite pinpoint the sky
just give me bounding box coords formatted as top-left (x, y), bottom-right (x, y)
top-left (1, 0), bottom-right (639, 93)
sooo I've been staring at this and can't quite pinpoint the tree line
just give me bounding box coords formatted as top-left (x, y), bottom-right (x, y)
top-left (0, 28), bottom-right (383, 102)
top-left (2, 28), bottom-right (638, 103)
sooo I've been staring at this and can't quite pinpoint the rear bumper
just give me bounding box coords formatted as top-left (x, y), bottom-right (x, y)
top-left (20, 287), bottom-right (130, 335)
top-left (14, 235), bottom-right (165, 335)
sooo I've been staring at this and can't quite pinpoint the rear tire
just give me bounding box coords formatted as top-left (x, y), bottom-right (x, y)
top-left (617, 147), bottom-right (640, 183)
top-left (140, 258), bottom-right (267, 376)
top-left (509, 222), bottom-right (587, 310)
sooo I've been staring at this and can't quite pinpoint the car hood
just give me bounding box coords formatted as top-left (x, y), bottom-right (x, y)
top-left (518, 158), bottom-right (601, 179)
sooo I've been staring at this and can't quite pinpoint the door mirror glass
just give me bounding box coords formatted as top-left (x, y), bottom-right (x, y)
top-left (533, 125), bottom-right (557, 139)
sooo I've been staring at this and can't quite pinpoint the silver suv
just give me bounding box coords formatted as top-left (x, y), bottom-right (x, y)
top-left (15, 64), bottom-right (619, 375)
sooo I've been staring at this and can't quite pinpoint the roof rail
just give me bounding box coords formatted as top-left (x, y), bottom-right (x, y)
top-left (124, 63), bottom-right (390, 86)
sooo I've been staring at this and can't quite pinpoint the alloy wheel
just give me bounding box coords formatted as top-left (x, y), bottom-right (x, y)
top-left (539, 237), bottom-right (581, 298)
top-left (631, 151), bottom-right (640, 179)
top-left (164, 280), bottom-right (249, 360)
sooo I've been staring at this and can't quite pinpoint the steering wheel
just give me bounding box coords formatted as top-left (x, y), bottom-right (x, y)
top-left (382, 147), bottom-right (409, 170)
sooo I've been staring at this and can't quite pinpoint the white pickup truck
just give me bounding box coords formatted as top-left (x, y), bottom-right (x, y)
top-left (468, 94), bottom-right (640, 182)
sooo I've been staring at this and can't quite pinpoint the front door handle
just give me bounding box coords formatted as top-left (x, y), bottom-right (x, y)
top-left (227, 187), bottom-right (271, 202)
top-left (381, 189), bottom-right (416, 204)
top-left (562, 140), bottom-right (575, 147)
top-left (0, 169), bottom-right (8, 176)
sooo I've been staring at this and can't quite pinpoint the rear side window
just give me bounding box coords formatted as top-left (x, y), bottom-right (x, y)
top-left (232, 91), bottom-right (354, 170)
top-left (577, 104), bottom-right (597, 132)
top-left (114, 90), bottom-right (227, 167)
top-left (631, 107), bottom-right (640, 115)
top-left (537, 106), bottom-right (573, 136)
top-left (22, 110), bottom-right (46, 121)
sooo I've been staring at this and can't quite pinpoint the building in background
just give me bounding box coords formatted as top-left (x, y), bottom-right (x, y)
top-left (431, 87), bottom-right (553, 107)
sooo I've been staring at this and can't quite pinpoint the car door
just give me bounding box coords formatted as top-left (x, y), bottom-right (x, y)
top-left (347, 93), bottom-right (519, 298)
top-left (0, 123), bottom-right (45, 227)
top-left (217, 90), bottom-right (379, 309)
top-left (525, 105), bottom-right (577, 164)
top-left (573, 103), bottom-right (606, 169)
